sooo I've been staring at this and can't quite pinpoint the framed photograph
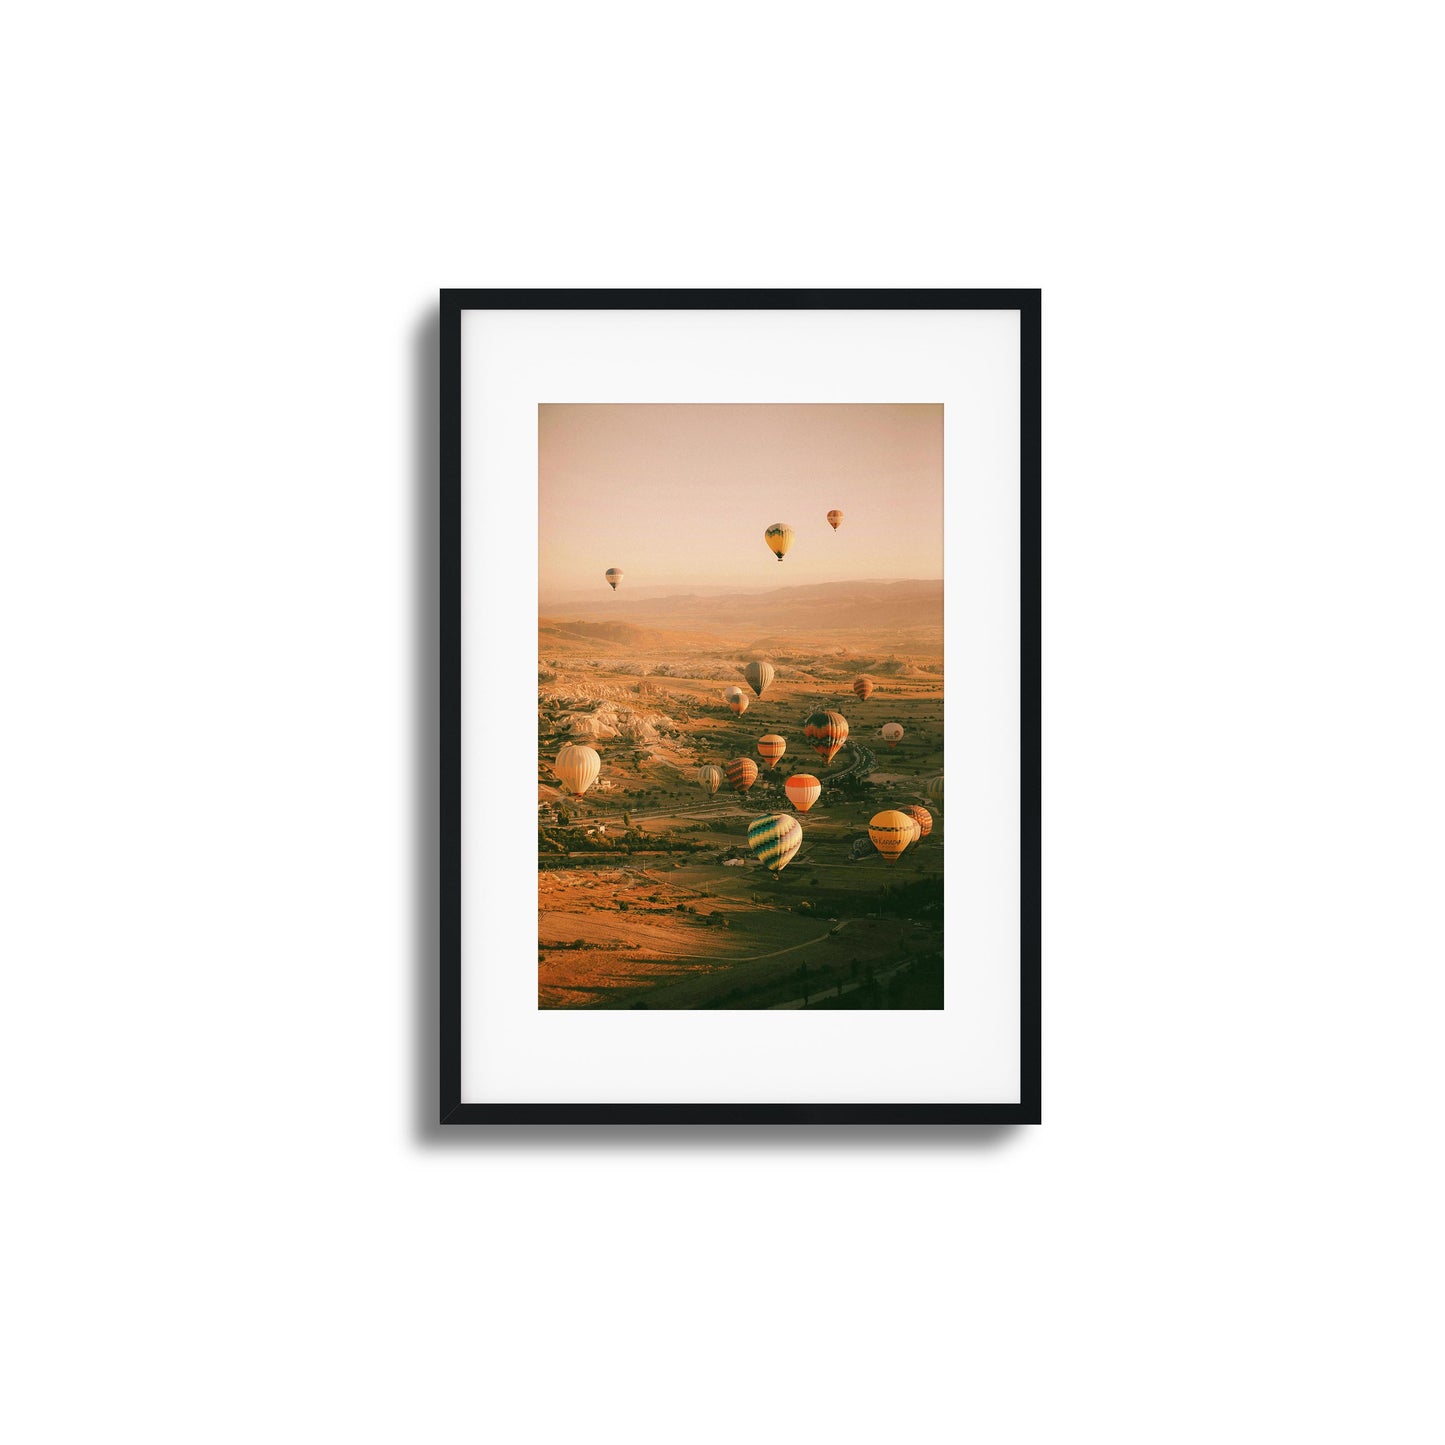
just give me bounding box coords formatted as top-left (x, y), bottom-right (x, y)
top-left (440, 289), bottom-right (1039, 1124)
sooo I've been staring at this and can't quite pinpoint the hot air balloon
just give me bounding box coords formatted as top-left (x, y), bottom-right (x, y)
top-left (747, 813), bottom-right (802, 872)
top-left (826, 509), bottom-right (843, 531)
top-left (905, 815), bottom-right (922, 847)
top-left (764, 523), bottom-right (794, 561)
top-left (604, 567), bottom-right (623, 591)
top-left (697, 764), bottom-right (723, 796)
top-left (723, 686), bottom-right (749, 715)
top-left (902, 805), bottom-right (933, 841)
top-left (553, 743), bottom-right (601, 799)
top-left (784, 774), bottom-right (821, 813)
top-left (726, 757), bottom-right (759, 795)
top-left (925, 775), bottom-right (944, 807)
top-left (853, 675), bottom-right (875, 702)
top-left (880, 722), bottom-right (904, 749)
top-left (802, 709), bottom-right (849, 765)
top-left (849, 835), bottom-right (878, 861)
top-left (868, 810), bottom-right (914, 863)
top-left (756, 734), bottom-right (786, 770)
top-left (743, 659), bottom-right (775, 697)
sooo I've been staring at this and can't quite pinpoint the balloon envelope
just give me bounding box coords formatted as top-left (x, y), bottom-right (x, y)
top-left (747, 813), bottom-right (802, 872)
top-left (604, 567), bottom-right (623, 591)
top-left (853, 675), bottom-right (875, 701)
top-left (826, 509), bottom-right (843, 530)
top-left (784, 774), bottom-right (821, 812)
top-left (881, 722), bottom-right (904, 748)
top-left (553, 744), bottom-right (601, 798)
top-left (697, 765), bottom-right (723, 796)
top-left (726, 757), bottom-right (759, 794)
top-left (803, 710), bottom-right (849, 764)
top-left (925, 775), bottom-right (944, 806)
top-left (723, 686), bottom-right (749, 715)
top-left (744, 659), bottom-right (775, 697)
top-left (868, 810), bottom-right (914, 862)
top-left (757, 734), bottom-right (786, 769)
top-left (902, 805), bottom-right (933, 840)
top-left (764, 522), bottom-right (794, 561)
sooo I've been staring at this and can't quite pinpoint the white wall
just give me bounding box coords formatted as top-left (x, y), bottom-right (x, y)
top-left (3, 5), bottom-right (1440, 1442)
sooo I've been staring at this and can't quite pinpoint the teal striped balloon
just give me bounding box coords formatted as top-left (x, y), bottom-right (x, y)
top-left (747, 813), bottom-right (802, 872)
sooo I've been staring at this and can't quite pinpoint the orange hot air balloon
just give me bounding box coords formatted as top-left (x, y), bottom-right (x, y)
top-left (784, 774), bottom-right (822, 813)
top-left (723, 686), bottom-right (749, 715)
top-left (880, 722), bottom-right (903, 749)
top-left (726, 757), bottom-right (759, 795)
top-left (803, 709), bottom-right (849, 765)
top-left (868, 810), bottom-right (914, 862)
top-left (604, 567), bottom-right (623, 591)
top-left (826, 509), bottom-right (843, 530)
top-left (902, 805), bottom-right (933, 841)
top-left (756, 734), bottom-right (786, 770)
top-left (853, 675), bottom-right (875, 702)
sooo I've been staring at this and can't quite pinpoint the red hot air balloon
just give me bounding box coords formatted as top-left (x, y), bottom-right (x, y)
top-left (726, 757), bottom-right (759, 795)
top-left (826, 510), bottom-right (843, 530)
top-left (803, 710), bottom-right (849, 765)
top-left (723, 686), bottom-right (749, 715)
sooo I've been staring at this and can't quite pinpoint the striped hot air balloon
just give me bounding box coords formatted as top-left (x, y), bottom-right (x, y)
top-left (853, 675), bottom-right (875, 701)
top-left (827, 509), bottom-right (843, 530)
top-left (697, 765), bottom-right (723, 796)
top-left (764, 523), bottom-right (794, 561)
top-left (553, 744), bottom-right (601, 798)
top-left (925, 775), bottom-right (944, 807)
top-left (905, 815), bottom-right (922, 847)
top-left (803, 709), bottom-right (849, 765)
top-left (868, 810), bottom-right (914, 862)
top-left (880, 722), bottom-right (904, 749)
top-left (726, 757), bottom-right (759, 795)
top-left (723, 686), bottom-right (749, 715)
top-left (744, 659), bottom-right (775, 697)
top-left (902, 805), bottom-right (933, 841)
top-left (756, 734), bottom-right (786, 770)
top-left (604, 567), bottom-right (623, 591)
top-left (747, 814), bottom-right (802, 872)
top-left (784, 774), bottom-right (821, 813)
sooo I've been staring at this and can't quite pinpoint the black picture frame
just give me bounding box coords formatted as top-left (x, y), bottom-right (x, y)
top-left (440, 289), bottom-right (1040, 1125)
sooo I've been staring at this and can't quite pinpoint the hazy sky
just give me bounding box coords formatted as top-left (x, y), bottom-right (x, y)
top-left (538, 403), bottom-right (943, 594)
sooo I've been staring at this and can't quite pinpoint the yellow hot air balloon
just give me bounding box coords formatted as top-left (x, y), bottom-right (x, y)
top-left (827, 509), bottom-right (843, 530)
top-left (764, 523), bottom-right (794, 561)
top-left (925, 775), bottom-right (944, 807)
top-left (757, 734), bottom-right (786, 770)
top-left (744, 659), bottom-right (775, 697)
top-left (784, 774), bottom-right (822, 813)
top-left (868, 810), bottom-right (914, 863)
top-left (723, 685), bottom-right (749, 715)
top-left (697, 764), bottom-right (723, 796)
top-left (902, 804), bottom-right (932, 841)
top-left (880, 722), bottom-right (904, 749)
top-left (853, 675), bottom-right (875, 702)
top-left (553, 743), bottom-right (601, 798)
top-left (604, 567), bottom-right (623, 591)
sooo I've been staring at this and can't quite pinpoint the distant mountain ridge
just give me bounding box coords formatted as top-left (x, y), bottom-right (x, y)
top-left (542, 578), bottom-right (943, 642)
